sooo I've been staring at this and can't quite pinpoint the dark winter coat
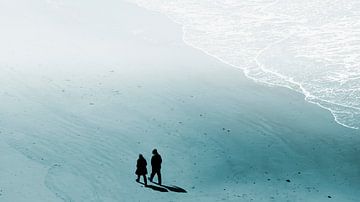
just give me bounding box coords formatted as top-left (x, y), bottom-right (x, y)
top-left (151, 154), bottom-right (162, 171)
top-left (136, 157), bottom-right (148, 175)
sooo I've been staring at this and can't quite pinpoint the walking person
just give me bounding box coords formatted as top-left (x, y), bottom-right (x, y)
top-left (135, 154), bottom-right (148, 186)
top-left (149, 149), bottom-right (162, 185)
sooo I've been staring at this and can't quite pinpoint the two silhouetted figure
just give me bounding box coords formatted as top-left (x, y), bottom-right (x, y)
top-left (135, 149), bottom-right (162, 186)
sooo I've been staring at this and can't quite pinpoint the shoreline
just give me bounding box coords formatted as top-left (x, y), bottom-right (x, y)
top-left (126, 0), bottom-right (360, 131)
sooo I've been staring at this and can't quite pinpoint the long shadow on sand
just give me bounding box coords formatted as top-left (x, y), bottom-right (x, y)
top-left (137, 181), bottom-right (187, 193)
top-left (153, 182), bottom-right (187, 193)
top-left (137, 182), bottom-right (168, 192)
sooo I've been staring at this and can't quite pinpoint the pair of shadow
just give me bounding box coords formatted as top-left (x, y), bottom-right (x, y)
top-left (137, 182), bottom-right (187, 193)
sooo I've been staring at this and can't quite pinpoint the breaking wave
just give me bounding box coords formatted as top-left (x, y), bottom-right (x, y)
top-left (127, 0), bottom-right (360, 129)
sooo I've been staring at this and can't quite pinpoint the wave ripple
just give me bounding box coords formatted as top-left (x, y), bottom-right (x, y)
top-left (127, 0), bottom-right (360, 129)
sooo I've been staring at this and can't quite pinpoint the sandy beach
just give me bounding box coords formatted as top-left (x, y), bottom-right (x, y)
top-left (1, 0), bottom-right (360, 201)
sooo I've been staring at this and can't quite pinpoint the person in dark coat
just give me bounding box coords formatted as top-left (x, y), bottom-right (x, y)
top-left (149, 149), bottom-right (162, 185)
top-left (135, 154), bottom-right (148, 186)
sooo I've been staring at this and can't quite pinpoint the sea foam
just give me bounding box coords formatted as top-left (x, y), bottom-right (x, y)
top-left (127, 0), bottom-right (360, 129)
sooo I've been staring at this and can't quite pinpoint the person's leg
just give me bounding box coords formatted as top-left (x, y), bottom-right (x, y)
top-left (136, 175), bottom-right (140, 182)
top-left (157, 170), bottom-right (162, 185)
top-left (143, 175), bottom-right (147, 186)
top-left (149, 170), bottom-right (155, 182)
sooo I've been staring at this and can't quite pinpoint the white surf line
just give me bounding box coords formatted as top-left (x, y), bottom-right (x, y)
top-left (126, 0), bottom-right (359, 130)
top-left (178, 6), bottom-right (360, 130)
top-left (184, 29), bottom-right (360, 129)
top-left (250, 6), bottom-right (360, 130)
top-left (253, 30), bottom-right (360, 130)
top-left (182, 26), bottom-right (359, 130)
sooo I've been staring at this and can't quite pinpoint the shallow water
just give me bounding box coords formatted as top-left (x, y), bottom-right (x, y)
top-left (127, 0), bottom-right (360, 129)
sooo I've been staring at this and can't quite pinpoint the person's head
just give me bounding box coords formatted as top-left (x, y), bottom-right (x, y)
top-left (139, 154), bottom-right (144, 159)
top-left (152, 149), bottom-right (158, 155)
